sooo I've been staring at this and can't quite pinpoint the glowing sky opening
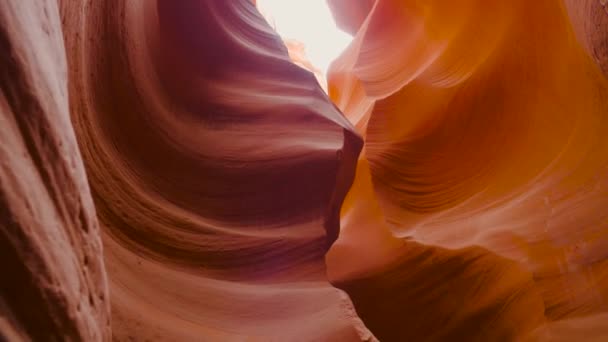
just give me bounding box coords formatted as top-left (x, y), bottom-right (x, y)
top-left (257, 0), bottom-right (353, 82)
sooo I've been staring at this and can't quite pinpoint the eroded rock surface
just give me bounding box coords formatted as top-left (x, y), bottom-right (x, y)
top-left (0, 1), bottom-right (110, 340)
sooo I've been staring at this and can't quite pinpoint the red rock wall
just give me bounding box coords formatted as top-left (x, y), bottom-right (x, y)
top-left (0, 1), bottom-right (110, 340)
top-left (59, 0), bottom-right (370, 340)
top-left (2, 0), bottom-right (608, 340)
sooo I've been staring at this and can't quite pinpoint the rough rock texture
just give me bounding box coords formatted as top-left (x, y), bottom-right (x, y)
top-left (326, 0), bottom-right (608, 341)
top-left (0, 0), bottom-right (110, 340)
top-left (564, 0), bottom-right (608, 75)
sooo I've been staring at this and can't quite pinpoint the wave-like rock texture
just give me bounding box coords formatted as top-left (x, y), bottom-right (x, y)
top-left (4, 0), bottom-right (608, 340)
top-left (327, 0), bottom-right (608, 341)
top-left (0, 1), bottom-right (110, 340)
top-left (58, 0), bottom-right (371, 340)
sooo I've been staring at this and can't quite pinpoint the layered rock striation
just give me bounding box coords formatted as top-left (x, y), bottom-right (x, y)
top-left (2, 0), bottom-right (608, 341)
top-left (327, 0), bottom-right (608, 340)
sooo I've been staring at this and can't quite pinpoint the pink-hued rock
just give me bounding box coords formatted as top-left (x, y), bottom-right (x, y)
top-left (60, 0), bottom-right (372, 340)
top-left (564, 0), bottom-right (608, 75)
top-left (0, 1), bottom-right (110, 340)
top-left (3, 0), bottom-right (608, 340)
top-left (327, 0), bottom-right (374, 35)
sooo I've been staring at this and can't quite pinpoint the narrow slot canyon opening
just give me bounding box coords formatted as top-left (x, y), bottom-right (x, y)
top-left (256, 0), bottom-right (353, 90)
top-left (4, 0), bottom-right (608, 341)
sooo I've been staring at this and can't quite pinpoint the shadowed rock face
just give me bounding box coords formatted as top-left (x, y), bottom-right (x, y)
top-left (1, 0), bottom-right (608, 341)
top-left (58, 0), bottom-right (370, 340)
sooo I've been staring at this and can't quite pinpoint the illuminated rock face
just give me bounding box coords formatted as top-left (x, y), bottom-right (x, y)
top-left (1, 0), bottom-right (608, 341)
top-left (327, 0), bottom-right (608, 340)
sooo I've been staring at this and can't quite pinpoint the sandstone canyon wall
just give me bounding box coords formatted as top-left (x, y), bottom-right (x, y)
top-left (1, 0), bottom-right (608, 341)
top-left (59, 0), bottom-right (371, 340)
top-left (326, 0), bottom-right (608, 340)
top-left (0, 1), bottom-right (110, 340)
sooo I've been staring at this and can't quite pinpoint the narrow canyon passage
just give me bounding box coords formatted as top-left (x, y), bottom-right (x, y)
top-left (1, 0), bottom-right (608, 341)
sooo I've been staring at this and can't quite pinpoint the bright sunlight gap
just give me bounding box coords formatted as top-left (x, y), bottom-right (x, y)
top-left (256, 0), bottom-right (353, 88)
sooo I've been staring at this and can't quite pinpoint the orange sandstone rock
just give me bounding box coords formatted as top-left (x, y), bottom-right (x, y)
top-left (327, 0), bottom-right (608, 340)
top-left (2, 0), bottom-right (608, 340)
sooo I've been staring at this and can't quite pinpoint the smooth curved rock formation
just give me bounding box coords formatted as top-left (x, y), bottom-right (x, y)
top-left (327, 0), bottom-right (374, 36)
top-left (327, 0), bottom-right (608, 340)
top-left (2, 0), bottom-right (608, 341)
top-left (59, 0), bottom-right (370, 340)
